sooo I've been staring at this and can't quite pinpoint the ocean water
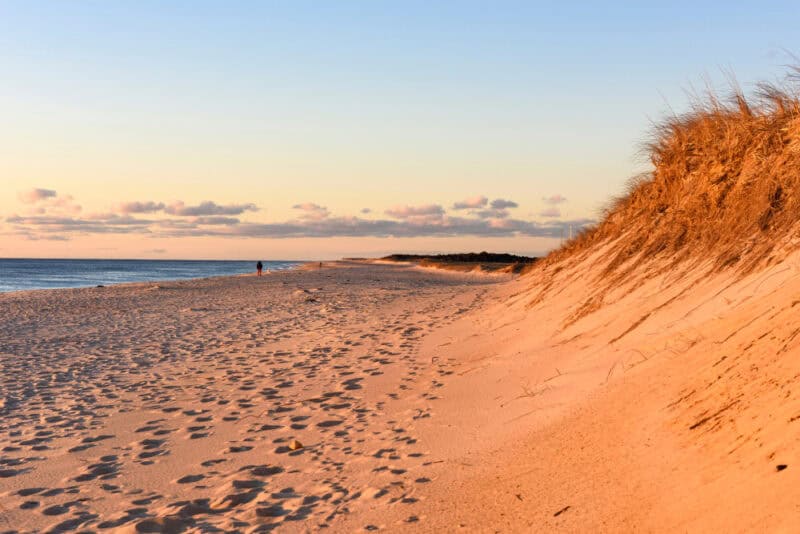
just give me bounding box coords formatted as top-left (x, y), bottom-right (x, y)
top-left (0, 259), bottom-right (301, 293)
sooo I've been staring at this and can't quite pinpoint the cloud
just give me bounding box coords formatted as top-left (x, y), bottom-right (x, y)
top-left (17, 188), bottom-right (82, 215)
top-left (452, 196), bottom-right (488, 210)
top-left (116, 200), bottom-right (252, 217)
top-left (19, 188), bottom-right (57, 204)
top-left (474, 208), bottom-right (510, 219)
top-left (539, 207), bottom-right (561, 218)
top-left (30, 197), bottom-right (81, 217)
top-left (50, 195), bottom-right (82, 214)
top-left (165, 201), bottom-right (258, 216)
top-left (86, 213), bottom-right (155, 224)
top-left (23, 233), bottom-right (70, 241)
top-left (5, 214), bottom-right (152, 236)
top-left (224, 216), bottom-right (595, 239)
top-left (6, 211), bottom-right (595, 241)
top-left (490, 198), bottom-right (518, 209)
top-left (118, 201), bottom-right (166, 214)
top-left (385, 204), bottom-right (445, 219)
top-left (543, 194), bottom-right (567, 205)
top-left (292, 203), bottom-right (330, 220)
top-left (191, 216), bottom-right (241, 226)
top-left (6, 191), bottom-right (594, 242)
top-left (361, 208), bottom-right (372, 214)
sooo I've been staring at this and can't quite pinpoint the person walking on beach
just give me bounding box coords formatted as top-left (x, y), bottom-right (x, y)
top-left (256, 261), bottom-right (263, 276)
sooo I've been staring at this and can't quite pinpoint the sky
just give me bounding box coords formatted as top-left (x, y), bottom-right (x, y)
top-left (1, 1), bottom-right (799, 260)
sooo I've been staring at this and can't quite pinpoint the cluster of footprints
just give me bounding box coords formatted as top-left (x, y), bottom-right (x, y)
top-left (0, 264), bottom-right (499, 532)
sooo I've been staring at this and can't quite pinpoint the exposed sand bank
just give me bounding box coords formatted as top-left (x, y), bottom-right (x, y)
top-left (345, 245), bottom-right (800, 532)
top-left (3, 256), bottom-right (799, 532)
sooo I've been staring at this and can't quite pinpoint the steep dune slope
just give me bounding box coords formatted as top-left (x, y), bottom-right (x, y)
top-left (377, 228), bottom-right (800, 531)
top-left (338, 78), bottom-right (800, 531)
top-left (473, 78), bottom-right (800, 529)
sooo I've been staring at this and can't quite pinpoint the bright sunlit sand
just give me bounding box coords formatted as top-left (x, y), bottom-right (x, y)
top-left (0, 262), bottom-right (510, 531)
top-left (7, 228), bottom-right (800, 531)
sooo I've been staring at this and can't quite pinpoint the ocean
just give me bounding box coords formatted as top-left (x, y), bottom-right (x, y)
top-left (0, 259), bottom-right (301, 293)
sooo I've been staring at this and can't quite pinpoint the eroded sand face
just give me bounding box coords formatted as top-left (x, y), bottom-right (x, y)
top-left (0, 262), bottom-right (503, 532)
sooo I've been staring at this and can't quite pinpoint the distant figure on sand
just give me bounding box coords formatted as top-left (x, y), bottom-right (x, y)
top-left (319, 262), bottom-right (322, 269)
top-left (256, 261), bottom-right (263, 276)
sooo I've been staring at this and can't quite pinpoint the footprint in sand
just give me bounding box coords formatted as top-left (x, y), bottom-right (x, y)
top-left (74, 455), bottom-right (121, 482)
top-left (177, 474), bottom-right (205, 484)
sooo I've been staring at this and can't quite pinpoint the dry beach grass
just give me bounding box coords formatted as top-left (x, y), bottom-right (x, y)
top-left (551, 68), bottom-right (800, 277)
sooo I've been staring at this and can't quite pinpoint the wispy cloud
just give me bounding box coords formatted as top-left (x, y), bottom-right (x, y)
top-left (543, 194), bottom-right (567, 205)
top-left (385, 204), bottom-right (445, 219)
top-left (474, 208), bottom-right (510, 219)
top-left (165, 201), bottom-right (258, 216)
top-left (452, 196), bottom-right (488, 210)
top-left (6, 214), bottom-right (151, 234)
top-left (539, 207), bottom-right (561, 218)
top-left (490, 198), bottom-right (518, 209)
top-left (4, 192), bottom-right (594, 241)
top-left (118, 201), bottom-right (166, 214)
top-left (292, 202), bottom-right (330, 220)
top-left (191, 216), bottom-right (241, 225)
top-left (6, 213), bottom-right (593, 240)
top-left (17, 188), bottom-right (82, 215)
top-left (19, 188), bottom-right (57, 204)
top-left (115, 200), bottom-right (256, 216)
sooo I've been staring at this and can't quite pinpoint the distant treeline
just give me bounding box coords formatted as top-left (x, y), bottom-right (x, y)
top-left (381, 252), bottom-right (537, 264)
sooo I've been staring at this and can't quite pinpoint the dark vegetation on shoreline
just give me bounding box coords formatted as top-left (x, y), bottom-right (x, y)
top-left (382, 252), bottom-right (537, 264)
top-left (380, 252), bottom-right (538, 274)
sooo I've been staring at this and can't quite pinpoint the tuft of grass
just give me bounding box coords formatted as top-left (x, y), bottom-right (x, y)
top-left (544, 67), bottom-right (800, 279)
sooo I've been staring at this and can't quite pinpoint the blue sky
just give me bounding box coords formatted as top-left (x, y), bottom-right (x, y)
top-left (1, 1), bottom-right (798, 258)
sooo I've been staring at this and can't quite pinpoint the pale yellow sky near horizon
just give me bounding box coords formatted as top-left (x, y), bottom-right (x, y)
top-left (1, 138), bottom-right (618, 259)
top-left (1, 171), bottom-right (580, 259)
top-left (0, 233), bottom-right (563, 261)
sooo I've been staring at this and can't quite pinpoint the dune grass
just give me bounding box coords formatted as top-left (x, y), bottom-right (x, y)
top-left (545, 67), bottom-right (800, 279)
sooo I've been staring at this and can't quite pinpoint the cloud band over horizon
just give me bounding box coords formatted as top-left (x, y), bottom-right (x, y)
top-left (5, 189), bottom-right (592, 242)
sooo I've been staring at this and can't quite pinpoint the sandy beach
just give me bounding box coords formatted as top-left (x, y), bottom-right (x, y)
top-left (4, 254), bottom-right (800, 532)
top-left (0, 262), bottom-right (506, 532)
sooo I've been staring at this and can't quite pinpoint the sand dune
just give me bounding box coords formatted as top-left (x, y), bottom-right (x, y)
top-left (335, 244), bottom-right (800, 531)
